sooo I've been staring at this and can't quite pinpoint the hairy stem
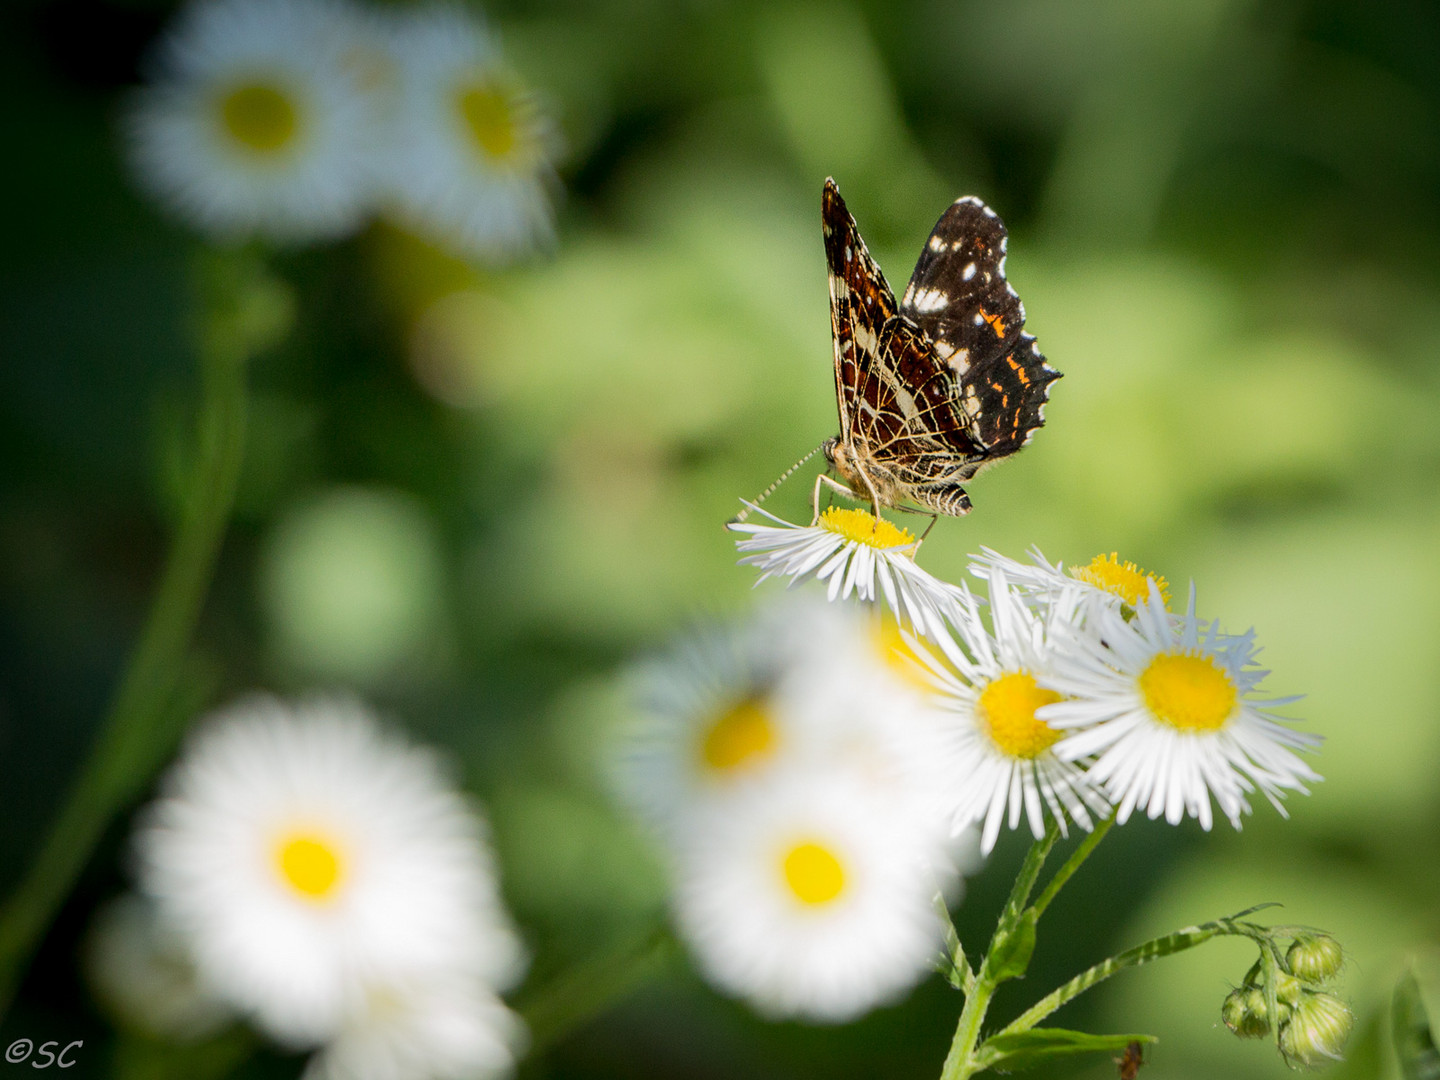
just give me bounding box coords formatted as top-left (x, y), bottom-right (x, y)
top-left (937, 823), bottom-right (1060, 1080)
top-left (996, 920), bottom-right (1251, 1037)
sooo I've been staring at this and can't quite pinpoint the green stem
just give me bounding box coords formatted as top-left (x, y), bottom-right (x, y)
top-left (995, 918), bottom-right (1254, 1038)
top-left (937, 823), bottom-right (1060, 1080)
top-left (0, 260), bottom-right (255, 1016)
top-left (518, 930), bottom-right (675, 1054)
top-left (940, 977), bottom-right (997, 1080)
top-left (1001, 820), bottom-right (1061, 923)
top-left (1028, 812), bottom-right (1116, 920)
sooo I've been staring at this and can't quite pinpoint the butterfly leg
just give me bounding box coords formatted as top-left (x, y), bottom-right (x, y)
top-left (811, 473), bottom-right (863, 524)
top-left (885, 504), bottom-right (941, 544)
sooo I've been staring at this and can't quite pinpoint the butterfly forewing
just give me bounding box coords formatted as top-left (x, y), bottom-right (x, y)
top-left (823, 180), bottom-right (896, 446)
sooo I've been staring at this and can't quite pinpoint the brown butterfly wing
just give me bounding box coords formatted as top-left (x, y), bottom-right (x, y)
top-left (823, 179), bottom-right (896, 446)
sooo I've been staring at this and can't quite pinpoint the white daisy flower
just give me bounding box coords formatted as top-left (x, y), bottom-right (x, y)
top-left (126, 0), bottom-right (375, 243)
top-left (376, 6), bottom-right (558, 262)
top-left (909, 569), bottom-right (1109, 854)
top-left (1042, 584), bottom-right (1321, 829)
top-left (135, 696), bottom-right (526, 1047)
top-left (671, 768), bottom-right (958, 1023)
top-left (729, 504), bottom-right (962, 637)
top-left (970, 546), bottom-right (1172, 614)
top-left (617, 597), bottom-right (956, 835)
top-left (303, 973), bottom-right (523, 1080)
top-left (84, 893), bottom-right (233, 1041)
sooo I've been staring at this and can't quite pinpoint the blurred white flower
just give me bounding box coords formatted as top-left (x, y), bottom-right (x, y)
top-left (304, 973), bottom-right (524, 1080)
top-left (84, 893), bottom-right (233, 1041)
top-left (376, 5), bottom-right (557, 262)
top-left (126, 0), bottom-right (376, 242)
top-left (910, 569), bottom-right (1109, 854)
top-left (617, 597), bottom-right (956, 837)
top-left (1043, 585), bottom-right (1321, 829)
top-left (135, 696), bottom-right (525, 1047)
top-left (729, 505), bottom-right (962, 637)
top-left (671, 768), bottom-right (959, 1023)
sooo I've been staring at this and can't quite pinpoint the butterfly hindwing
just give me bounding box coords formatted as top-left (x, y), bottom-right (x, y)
top-left (899, 196), bottom-right (1059, 457)
top-left (823, 179), bottom-right (896, 446)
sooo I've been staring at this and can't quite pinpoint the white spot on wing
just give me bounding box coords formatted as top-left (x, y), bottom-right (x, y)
top-left (911, 287), bottom-right (949, 313)
top-left (928, 235), bottom-right (945, 252)
top-left (962, 262), bottom-right (977, 281)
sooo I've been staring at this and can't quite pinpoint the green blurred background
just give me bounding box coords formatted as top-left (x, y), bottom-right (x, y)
top-left (3, 0), bottom-right (1439, 1076)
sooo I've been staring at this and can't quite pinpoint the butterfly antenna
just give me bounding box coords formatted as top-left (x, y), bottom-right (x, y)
top-left (730, 444), bottom-right (826, 524)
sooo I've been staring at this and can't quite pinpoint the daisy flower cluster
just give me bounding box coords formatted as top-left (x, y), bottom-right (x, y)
top-left (615, 597), bottom-right (978, 1022)
top-left (729, 508), bottom-right (1322, 856)
top-left (93, 696), bottom-right (526, 1080)
top-left (126, 0), bottom-right (558, 260)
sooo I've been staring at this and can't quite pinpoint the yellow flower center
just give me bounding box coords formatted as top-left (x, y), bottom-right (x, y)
top-left (1071, 552), bottom-right (1169, 608)
top-left (457, 82), bottom-right (519, 160)
top-left (700, 697), bottom-right (777, 774)
top-left (873, 617), bottom-right (931, 691)
top-left (978, 672), bottom-right (1063, 759)
top-left (781, 840), bottom-right (847, 906)
top-left (1139, 651), bottom-right (1237, 732)
top-left (819, 507), bottom-right (914, 549)
top-left (275, 832), bottom-right (345, 901)
top-left (219, 81), bottom-right (299, 154)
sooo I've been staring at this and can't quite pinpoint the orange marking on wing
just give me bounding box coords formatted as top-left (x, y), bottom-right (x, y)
top-left (980, 309), bottom-right (1007, 337)
top-left (1005, 354), bottom-right (1031, 384)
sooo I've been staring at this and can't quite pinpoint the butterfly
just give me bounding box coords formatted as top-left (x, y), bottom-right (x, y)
top-left (818, 177), bottom-right (1060, 522)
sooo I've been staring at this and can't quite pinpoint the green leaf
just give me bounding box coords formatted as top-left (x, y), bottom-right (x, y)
top-left (984, 910), bottom-right (1038, 983)
top-left (1394, 969), bottom-right (1440, 1080)
top-left (976, 1028), bottom-right (1156, 1072)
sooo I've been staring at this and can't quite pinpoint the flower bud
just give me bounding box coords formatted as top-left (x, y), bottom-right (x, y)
top-left (1279, 992), bottom-right (1353, 1067)
top-left (1273, 970), bottom-right (1305, 1005)
top-left (1222, 986), bottom-right (1285, 1039)
top-left (1287, 935), bottom-right (1345, 983)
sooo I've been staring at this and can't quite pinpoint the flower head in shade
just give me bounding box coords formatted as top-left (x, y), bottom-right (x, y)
top-left (126, 0), bottom-right (375, 242)
top-left (971, 546), bottom-right (1171, 614)
top-left (376, 5), bottom-right (558, 262)
top-left (84, 894), bottom-right (233, 1041)
top-left (135, 696), bottom-right (525, 1047)
top-left (670, 768), bottom-right (959, 1023)
top-left (303, 972), bottom-right (524, 1080)
top-left (729, 504), bottom-right (961, 637)
top-left (909, 569), bottom-right (1110, 854)
top-left (1042, 584), bottom-right (1321, 829)
top-left (617, 597), bottom-right (957, 836)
